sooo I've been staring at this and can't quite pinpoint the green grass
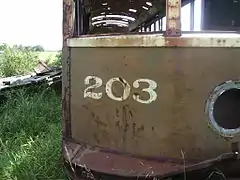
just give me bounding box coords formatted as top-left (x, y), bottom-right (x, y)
top-left (0, 45), bottom-right (65, 179)
top-left (38, 51), bottom-right (59, 65)
top-left (0, 50), bottom-right (61, 78)
top-left (0, 87), bottom-right (67, 180)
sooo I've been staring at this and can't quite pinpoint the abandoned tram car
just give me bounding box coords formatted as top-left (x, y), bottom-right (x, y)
top-left (62, 0), bottom-right (240, 179)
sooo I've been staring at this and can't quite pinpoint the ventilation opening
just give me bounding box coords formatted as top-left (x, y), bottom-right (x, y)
top-left (213, 88), bottom-right (240, 129)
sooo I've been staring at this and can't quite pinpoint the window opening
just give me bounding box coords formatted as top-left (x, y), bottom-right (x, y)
top-left (73, 0), bottom-right (240, 35)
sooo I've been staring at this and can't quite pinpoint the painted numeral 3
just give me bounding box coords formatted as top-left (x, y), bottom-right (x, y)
top-left (133, 79), bottom-right (157, 104)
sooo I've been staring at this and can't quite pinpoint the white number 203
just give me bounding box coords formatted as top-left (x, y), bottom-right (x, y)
top-left (83, 76), bottom-right (158, 104)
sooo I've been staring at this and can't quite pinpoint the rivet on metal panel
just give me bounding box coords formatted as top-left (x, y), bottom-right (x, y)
top-left (165, 0), bottom-right (181, 37)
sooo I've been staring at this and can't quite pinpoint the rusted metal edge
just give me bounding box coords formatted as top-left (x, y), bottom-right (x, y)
top-left (62, 0), bottom-right (74, 138)
top-left (62, 140), bottom-right (191, 179)
top-left (67, 33), bottom-right (240, 47)
top-left (63, 140), bottom-right (240, 180)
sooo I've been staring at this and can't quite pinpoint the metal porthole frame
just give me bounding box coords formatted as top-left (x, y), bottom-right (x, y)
top-left (205, 80), bottom-right (240, 138)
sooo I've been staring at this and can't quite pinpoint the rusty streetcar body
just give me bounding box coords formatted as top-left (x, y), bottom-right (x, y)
top-left (62, 0), bottom-right (240, 179)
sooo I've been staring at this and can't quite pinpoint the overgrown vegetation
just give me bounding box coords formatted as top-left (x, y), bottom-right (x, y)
top-left (0, 44), bottom-right (61, 77)
top-left (0, 44), bottom-right (44, 52)
top-left (0, 44), bottom-right (66, 179)
top-left (0, 45), bottom-right (39, 77)
top-left (45, 50), bottom-right (62, 68)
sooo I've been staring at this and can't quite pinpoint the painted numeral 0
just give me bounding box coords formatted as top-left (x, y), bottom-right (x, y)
top-left (106, 77), bottom-right (131, 101)
top-left (83, 76), bottom-right (158, 104)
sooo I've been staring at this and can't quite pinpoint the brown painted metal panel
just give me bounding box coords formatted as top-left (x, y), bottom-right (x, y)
top-left (69, 47), bottom-right (240, 162)
top-left (62, 0), bottom-right (240, 178)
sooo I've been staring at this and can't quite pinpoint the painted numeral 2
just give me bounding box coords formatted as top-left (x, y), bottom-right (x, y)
top-left (84, 76), bottom-right (158, 104)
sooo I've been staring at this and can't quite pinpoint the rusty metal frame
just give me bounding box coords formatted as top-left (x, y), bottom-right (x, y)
top-left (62, 0), bottom-right (75, 138)
top-left (67, 33), bottom-right (240, 47)
top-left (165, 0), bottom-right (181, 37)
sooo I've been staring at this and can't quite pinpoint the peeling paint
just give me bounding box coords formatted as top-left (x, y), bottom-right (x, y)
top-left (67, 33), bottom-right (240, 47)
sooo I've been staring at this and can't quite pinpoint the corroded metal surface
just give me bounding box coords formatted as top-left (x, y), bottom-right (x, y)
top-left (63, 44), bottom-right (240, 179)
top-left (63, 140), bottom-right (191, 178)
top-left (70, 47), bottom-right (240, 161)
top-left (63, 140), bottom-right (240, 179)
top-left (62, 1), bottom-right (240, 179)
top-left (63, 0), bottom-right (75, 47)
top-left (63, 0), bottom-right (74, 137)
top-left (67, 33), bottom-right (240, 47)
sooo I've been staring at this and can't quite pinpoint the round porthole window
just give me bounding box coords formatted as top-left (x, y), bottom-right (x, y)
top-left (205, 80), bottom-right (240, 137)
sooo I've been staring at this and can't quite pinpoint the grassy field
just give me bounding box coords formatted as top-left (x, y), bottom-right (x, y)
top-left (0, 87), bottom-right (67, 180)
top-left (0, 48), bottom-right (66, 179)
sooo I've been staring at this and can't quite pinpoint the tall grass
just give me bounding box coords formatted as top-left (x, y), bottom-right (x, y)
top-left (0, 44), bottom-right (66, 179)
top-left (0, 46), bottom-right (38, 77)
top-left (0, 87), bottom-right (67, 180)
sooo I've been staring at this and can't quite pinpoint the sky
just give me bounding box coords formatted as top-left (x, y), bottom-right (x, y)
top-left (0, 0), bottom-right (62, 51)
top-left (0, 0), bottom-right (201, 51)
